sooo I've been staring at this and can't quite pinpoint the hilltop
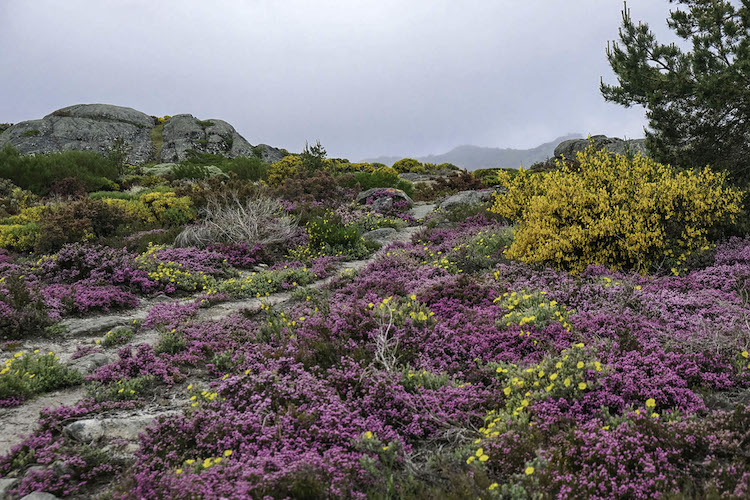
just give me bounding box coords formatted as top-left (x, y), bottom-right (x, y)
top-left (0, 104), bottom-right (286, 165)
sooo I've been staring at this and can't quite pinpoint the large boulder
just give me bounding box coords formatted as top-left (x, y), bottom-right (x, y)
top-left (356, 187), bottom-right (413, 205)
top-left (438, 189), bottom-right (494, 210)
top-left (0, 104), bottom-right (287, 165)
top-left (0, 104), bottom-right (155, 164)
top-left (554, 135), bottom-right (648, 160)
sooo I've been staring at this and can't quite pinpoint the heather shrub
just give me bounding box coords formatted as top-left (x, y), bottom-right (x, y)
top-left (48, 177), bottom-right (88, 199)
top-left (491, 144), bottom-right (743, 273)
top-left (0, 351), bottom-right (83, 405)
top-left (174, 193), bottom-right (297, 248)
top-left (0, 274), bottom-right (52, 338)
top-left (36, 198), bottom-right (127, 252)
top-left (0, 145), bottom-right (118, 195)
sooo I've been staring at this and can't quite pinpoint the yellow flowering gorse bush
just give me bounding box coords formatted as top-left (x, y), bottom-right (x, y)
top-left (490, 144), bottom-right (743, 273)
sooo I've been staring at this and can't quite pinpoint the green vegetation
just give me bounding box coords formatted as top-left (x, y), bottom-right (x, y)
top-left (151, 123), bottom-right (164, 160)
top-left (0, 351), bottom-right (83, 402)
top-left (0, 145), bottom-right (119, 195)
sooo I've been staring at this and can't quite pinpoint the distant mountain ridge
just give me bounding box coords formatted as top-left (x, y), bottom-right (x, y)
top-left (363, 133), bottom-right (583, 170)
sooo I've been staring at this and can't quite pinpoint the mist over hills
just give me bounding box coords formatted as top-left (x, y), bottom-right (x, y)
top-left (363, 133), bottom-right (583, 170)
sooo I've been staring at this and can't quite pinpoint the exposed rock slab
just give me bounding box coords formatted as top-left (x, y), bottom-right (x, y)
top-left (0, 104), bottom-right (154, 164)
top-left (439, 190), bottom-right (494, 210)
top-left (363, 228), bottom-right (397, 241)
top-left (64, 412), bottom-right (180, 443)
top-left (554, 135), bottom-right (648, 159)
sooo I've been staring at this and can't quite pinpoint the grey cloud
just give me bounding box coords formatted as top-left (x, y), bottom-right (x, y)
top-left (0, 0), bottom-right (677, 160)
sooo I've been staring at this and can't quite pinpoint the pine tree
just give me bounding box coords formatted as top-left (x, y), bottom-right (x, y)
top-left (601, 0), bottom-right (750, 182)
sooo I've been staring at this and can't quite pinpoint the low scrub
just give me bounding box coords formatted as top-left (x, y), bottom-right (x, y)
top-left (175, 193), bottom-right (297, 248)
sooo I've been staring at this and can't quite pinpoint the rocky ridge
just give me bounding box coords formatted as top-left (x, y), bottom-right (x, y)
top-left (0, 104), bottom-right (286, 165)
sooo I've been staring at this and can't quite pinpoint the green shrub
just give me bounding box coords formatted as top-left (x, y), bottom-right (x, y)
top-left (0, 145), bottom-right (119, 195)
top-left (196, 119), bottom-right (214, 128)
top-left (101, 327), bottom-right (135, 347)
top-left (155, 328), bottom-right (187, 354)
top-left (216, 267), bottom-right (317, 299)
top-left (0, 351), bottom-right (83, 402)
top-left (21, 129), bottom-right (40, 137)
top-left (392, 158), bottom-right (423, 173)
top-left (338, 168), bottom-right (414, 197)
top-left (0, 223), bottom-right (40, 252)
top-left (89, 191), bottom-right (133, 200)
top-left (221, 156), bottom-right (267, 181)
top-left (307, 214), bottom-right (362, 251)
top-left (87, 375), bottom-right (156, 402)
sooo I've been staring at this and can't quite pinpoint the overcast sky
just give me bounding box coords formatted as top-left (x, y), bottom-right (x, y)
top-left (0, 0), bottom-right (678, 160)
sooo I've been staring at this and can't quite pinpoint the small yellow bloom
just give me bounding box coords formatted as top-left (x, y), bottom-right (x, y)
top-left (176, 468), bottom-right (183, 474)
top-left (525, 466), bottom-right (535, 475)
top-left (578, 382), bottom-right (587, 390)
top-left (645, 398), bottom-right (656, 408)
top-left (224, 450), bottom-right (232, 457)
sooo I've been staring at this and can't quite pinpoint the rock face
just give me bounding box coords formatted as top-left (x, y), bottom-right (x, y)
top-left (0, 104), bottom-right (286, 165)
top-left (554, 135), bottom-right (648, 160)
top-left (158, 114), bottom-right (284, 164)
top-left (0, 104), bottom-right (155, 164)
